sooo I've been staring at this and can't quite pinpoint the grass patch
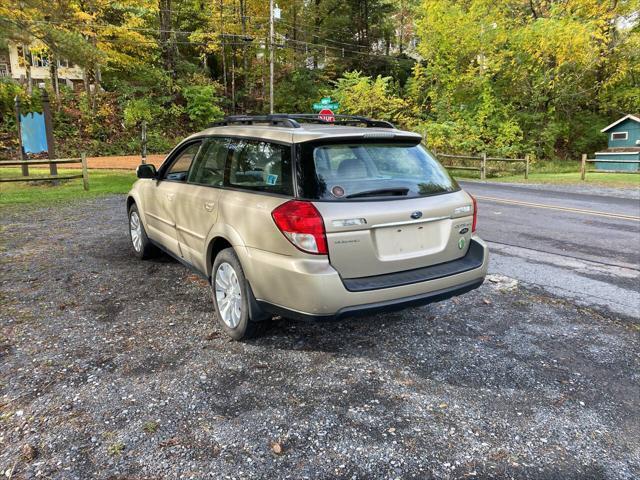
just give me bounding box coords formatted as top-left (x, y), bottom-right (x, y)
top-left (107, 441), bottom-right (125, 456)
top-left (0, 168), bottom-right (136, 207)
top-left (446, 159), bottom-right (639, 187)
top-left (143, 421), bottom-right (159, 433)
top-left (461, 171), bottom-right (640, 187)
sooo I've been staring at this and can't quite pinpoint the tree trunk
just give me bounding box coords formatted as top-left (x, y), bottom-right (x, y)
top-left (83, 68), bottom-right (92, 109)
top-left (313, 0), bottom-right (321, 69)
top-left (159, 0), bottom-right (177, 79)
top-left (220, 0), bottom-right (227, 95)
top-left (231, 48), bottom-right (236, 113)
top-left (49, 52), bottom-right (60, 99)
top-left (22, 45), bottom-right (33, 95)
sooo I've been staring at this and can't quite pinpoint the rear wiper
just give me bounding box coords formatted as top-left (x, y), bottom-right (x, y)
top-left (346, 187), bottom-right (410, 199)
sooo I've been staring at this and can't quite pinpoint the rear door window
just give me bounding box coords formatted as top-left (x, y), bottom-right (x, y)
top-left (226, 139), bottom-right (293, 195)
top-left (187, 138), bottom-right (229, 186)
top-left (298, 141), bottom-right (459, 200)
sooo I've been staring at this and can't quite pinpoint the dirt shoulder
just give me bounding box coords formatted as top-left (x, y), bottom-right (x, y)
top-left (1, 196), bottom-right (638, 479)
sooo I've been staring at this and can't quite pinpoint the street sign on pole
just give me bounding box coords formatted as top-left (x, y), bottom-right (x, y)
top-left (312, 97), bottom-right (340, 112)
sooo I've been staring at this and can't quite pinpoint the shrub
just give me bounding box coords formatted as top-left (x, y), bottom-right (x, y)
top-left (182, 85), bottom-right (224, 128)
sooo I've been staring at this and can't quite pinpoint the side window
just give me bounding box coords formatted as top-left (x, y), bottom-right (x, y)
top-left (164, 142), bottom-right (202, 181)
top-left (227, 140), bottom-right (292, 195)
top-left (188, 138), bottom-right (229, 186)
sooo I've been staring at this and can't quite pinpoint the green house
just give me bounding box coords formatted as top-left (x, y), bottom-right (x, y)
top-left (595, 114), bottom-right (640, 172)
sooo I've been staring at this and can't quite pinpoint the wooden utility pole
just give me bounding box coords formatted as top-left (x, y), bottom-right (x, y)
top-left (580, 154), bottom-right (587, 181)
top-left (524, 154), bottom-right (530, 180)
top-left (269, 0), bottom-right (274, 114)
top-left (480, 152), bottom-right (487, 181)
top-left (41, 89), bottom-right (58, 175)
top-left (240, 0), bottom-right (248, 109)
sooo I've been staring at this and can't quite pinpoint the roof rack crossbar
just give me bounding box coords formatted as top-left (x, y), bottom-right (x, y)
top-left (209, 114), bottom-right (395, 129)
top-left (211, 115), bottom-right (302, 128)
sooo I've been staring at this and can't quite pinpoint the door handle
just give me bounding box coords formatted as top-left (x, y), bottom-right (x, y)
top-left (166, 193), bottom-right (175, 201)
top-left (204, 202), bottom-right (215, 212)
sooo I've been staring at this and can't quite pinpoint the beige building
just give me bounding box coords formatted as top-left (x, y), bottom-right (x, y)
top-left (0, 42), bottom-right (84, 89)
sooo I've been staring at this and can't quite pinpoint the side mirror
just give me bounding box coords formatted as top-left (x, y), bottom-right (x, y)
top-left (136, 164), bottom-right (157, 179)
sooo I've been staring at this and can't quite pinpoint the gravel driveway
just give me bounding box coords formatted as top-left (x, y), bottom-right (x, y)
top-left (1, 196), bottom-right (639, 479)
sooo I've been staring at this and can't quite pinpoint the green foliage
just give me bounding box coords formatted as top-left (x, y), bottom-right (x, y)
top-left (409, 0), bottom-right (639, 159)
top-left (123, 98), bottom-right (161, 127)
top-left (182, 85), bottom-right (224, 128)
top-left (331, 71), bottom-right (410, 125)
top-left (0, 0), bottom-right (637, 162)
top-left (275, 69), bottom-right (327, 114)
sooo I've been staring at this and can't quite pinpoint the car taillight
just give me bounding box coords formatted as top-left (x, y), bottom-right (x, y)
top-left (271, 200), bottom-right (328, 255)
top-left (471, 195), bottom-right (478, 233)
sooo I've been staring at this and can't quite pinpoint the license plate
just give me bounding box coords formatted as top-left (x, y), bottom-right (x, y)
top-left (374, 221), bottom-right (447, 260)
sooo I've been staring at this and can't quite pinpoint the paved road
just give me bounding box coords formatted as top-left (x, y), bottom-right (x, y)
top-left (460, 181), bottom-right (640, 318)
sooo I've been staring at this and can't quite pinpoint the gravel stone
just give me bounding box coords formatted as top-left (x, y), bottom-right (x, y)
top-left (1, 195), bottom-right (638, 479)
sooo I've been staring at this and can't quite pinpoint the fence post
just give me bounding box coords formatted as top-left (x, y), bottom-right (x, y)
top-left (580, 154), bottom-right (587, 181)
top-left (480, 152), bottom-right (487, 180)
top-left (14, 96), bottom-right (28, 177)
top-left (141, 120), bottom-right (147, 165)
top-left (524, 155), bottom-right (530, 180)
top-left (81, 153), bottom-right (89, 191)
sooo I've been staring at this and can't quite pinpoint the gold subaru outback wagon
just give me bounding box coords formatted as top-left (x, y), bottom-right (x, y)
top-left (127, 115), bottom-right (489, 340)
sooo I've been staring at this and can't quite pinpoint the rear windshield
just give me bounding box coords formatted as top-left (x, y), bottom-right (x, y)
top-left (297, 141), bottom-right (459, 200)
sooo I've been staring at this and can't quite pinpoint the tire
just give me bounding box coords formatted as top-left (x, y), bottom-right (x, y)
top-left (212, 248), bottom-right (266, 340)
top-left (128, 204), bottom-right (158, 260)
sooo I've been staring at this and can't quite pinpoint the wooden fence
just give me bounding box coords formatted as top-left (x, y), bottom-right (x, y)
top-left (580, 154), bottom-right (640, 180)
top-left (437, 152), bottom-right (530, 180)
top-left (0, 154), bottom-right (89, 190)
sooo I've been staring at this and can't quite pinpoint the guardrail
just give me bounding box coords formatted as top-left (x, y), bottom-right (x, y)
top-left (580, 154), bottom-right (640, 180)
top-left (0, 154), bottom-right (89, 190)
top-left (436, 152), bottom-right (530, 180)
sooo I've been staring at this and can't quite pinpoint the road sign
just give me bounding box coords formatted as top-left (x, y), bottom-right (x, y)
top-left (318, 109), bottom-right (335, 122)
top-left (312, 97), bottom-right (340, 112)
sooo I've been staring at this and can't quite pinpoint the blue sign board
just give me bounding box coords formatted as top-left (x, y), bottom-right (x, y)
top-left (20, 112), bottom-right (49, 154)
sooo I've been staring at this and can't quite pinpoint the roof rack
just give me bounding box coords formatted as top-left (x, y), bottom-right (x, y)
top-left (210, 114), bottom-right (395, 129)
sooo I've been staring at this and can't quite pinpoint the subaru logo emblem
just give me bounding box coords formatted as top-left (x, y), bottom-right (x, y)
top-left (411, 211), bottom-right (422, 219)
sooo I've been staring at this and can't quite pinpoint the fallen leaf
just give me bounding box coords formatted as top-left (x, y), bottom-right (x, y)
top-left (159, 437), bottom-right (180, 448)
top-left (20, 444), bottom-right (37, 461)
top-left (482, 298), bottom-right (492, 305)
top-left (270, 441), bottom-right (284, 455)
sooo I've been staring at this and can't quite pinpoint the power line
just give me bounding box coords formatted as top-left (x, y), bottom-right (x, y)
top-left (21, 19), bottom-right (415, 64)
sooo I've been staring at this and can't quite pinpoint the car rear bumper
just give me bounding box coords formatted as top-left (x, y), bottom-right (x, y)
top-left (256, 277), bottom-right (485, 321)
top-left (239, 237), bottom-right (489, 320)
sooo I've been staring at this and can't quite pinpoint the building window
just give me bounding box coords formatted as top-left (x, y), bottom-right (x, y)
top-left (611, 132), bottom-right (628, 141)
top-left (30, 51), bottom-right (50, 68)
top-left (0, 64), bottom-right (8, 77)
